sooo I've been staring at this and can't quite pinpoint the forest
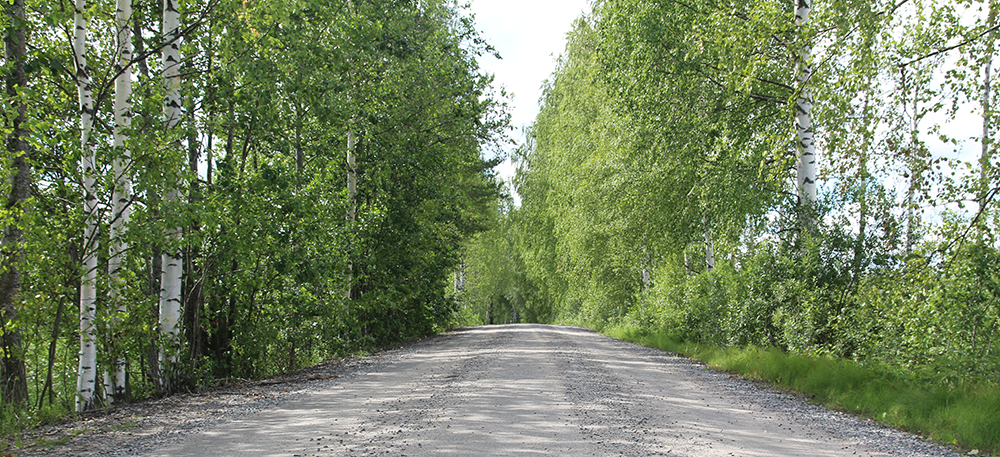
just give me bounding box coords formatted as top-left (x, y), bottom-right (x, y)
top-left (459, 0), bottom-right (999, 404)
top-left (0, 0), bottom-right (508, 423)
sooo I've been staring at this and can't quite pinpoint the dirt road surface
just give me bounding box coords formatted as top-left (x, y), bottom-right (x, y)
top-left (130, 324), bottom-right (957, 457)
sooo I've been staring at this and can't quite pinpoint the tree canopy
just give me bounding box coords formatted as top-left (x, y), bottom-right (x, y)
top-left (458, 0), bottom-right (1000, 392)
top-left (0, 0), bottom-right (507, 416)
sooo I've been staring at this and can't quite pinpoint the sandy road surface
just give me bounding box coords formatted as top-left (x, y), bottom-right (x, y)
top-left (138, 324), bottom-right (956, 457)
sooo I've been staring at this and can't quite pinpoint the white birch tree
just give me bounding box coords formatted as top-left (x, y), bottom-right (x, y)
top-left (704, 228), bottom-right (715, 272)
top-left (74, 0), bottom-right (99, 412)
top-left (979, 4), bottom-right (996, 222)
top-left (105, 0), bottom-right (133, 402)
top-left (794, 0), bottom-right (817, 209)
top-left (345, 129), bottom-right (357, 299)
top-left (159, 0), bottom-right (184, 391)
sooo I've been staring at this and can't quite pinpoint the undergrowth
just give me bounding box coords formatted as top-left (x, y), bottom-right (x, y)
top-left (605, 326), bottom-right (1000, 455)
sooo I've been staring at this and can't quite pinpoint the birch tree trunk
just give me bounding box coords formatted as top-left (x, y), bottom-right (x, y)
top-left (904, 70), bottom-right (921, 255)
top-left (980, 5), bottom-right (996, 228)
top-left (0, 0), bottom-right (30, 406)
top-left (184, 92), bottom-right (204, 364)
top-left (641, 235), bottom-right (650, 291)
top-left (295, 100), bottom-right (304, 177)
top-left (74, 0), bottom-right (99, 412)
top-left (159, 0), bottom-right (184, 392)
top-left (105, 0), bottom-right (133, 403)
top-left (345, 130), bottom-right (357, 299)
top-left (459, 258), bottom-right (466, 294)
top-left (794, 0), bottom-right (817, 211)
top-left (704, 228), bottom-right (716, 272)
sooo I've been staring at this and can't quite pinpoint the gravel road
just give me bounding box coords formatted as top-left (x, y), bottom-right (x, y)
top-left (24, 324), bottom-right (962, 456)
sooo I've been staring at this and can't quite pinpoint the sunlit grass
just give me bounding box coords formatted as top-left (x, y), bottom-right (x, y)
top-left (606, 326), bottom-right (1000, 455)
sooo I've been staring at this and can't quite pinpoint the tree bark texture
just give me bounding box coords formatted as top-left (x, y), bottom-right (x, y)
top-left (106, 0), bottom-right (134, 403)
top-left (346, 130), bottom-right (357, 300)
top-left (74, 0), bottom-right (100, 412)
top-left (794, 0), bottom-right (817, 207)
top-left (0, 0), bottom-right (30, 406)
top-left (159, 0), bottom-right (184, 392)
top-left (981, 4), bottom-right (996, 218)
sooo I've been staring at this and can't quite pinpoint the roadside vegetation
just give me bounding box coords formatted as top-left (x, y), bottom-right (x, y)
top-left (455, 0), bottom-right (1000, 454)
top-left (0, 0), bottom-right (507, 434)
top-left (608, 327), bottom-right (1000, 453)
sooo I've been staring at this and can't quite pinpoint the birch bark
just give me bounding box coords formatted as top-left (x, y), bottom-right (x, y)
top-left (105, 0), bottom-right (133, 403)
top-left (159, 0), bottom-right (184, 391)
top-left (903, 69), bottom-right (921, 255)
top-left (641, 235), bottom-right (650, 291)
top-left (346, 130), bottom-right (356, 299)
top-left (980, 5), bottom-right (996, 223)
top-left (74, 0), bottom-right (99, 412)
top-left (794, 0), bottom-right (817, 208)
top-left (704, 229), bottom-right (715, 272)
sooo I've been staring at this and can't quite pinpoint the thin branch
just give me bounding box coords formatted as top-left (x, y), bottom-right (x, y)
top-left (748, 92), bottom-right (788, 105)
top-left (886, 0), bottom-right (910, 17)
top-left (900, 23), bottom-right (1000, 68)
top-left (939, 185), bottom-right (1000, 268)
top-left (93, 0), bottom-right (222, 113)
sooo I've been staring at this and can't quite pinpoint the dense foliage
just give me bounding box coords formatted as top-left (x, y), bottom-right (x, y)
top-left (459, 0), bottom-right (1000, 393)
top-left (0, 0), bottom-right (507, 419)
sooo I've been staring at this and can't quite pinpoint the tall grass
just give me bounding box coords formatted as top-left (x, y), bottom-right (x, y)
top-left (605, 326), bottom-right (1000, 455)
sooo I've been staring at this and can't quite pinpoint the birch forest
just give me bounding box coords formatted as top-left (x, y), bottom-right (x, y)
top-left (0, 0), bottom-right (506, 418)
top-left (460, 0), bottom-right (1000, 394)
top-left (3, 0), bottom-right (1000, 439)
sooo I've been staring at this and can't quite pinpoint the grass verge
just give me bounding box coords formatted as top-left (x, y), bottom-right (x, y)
top-left (605, 326), bottom-right (1000, 455)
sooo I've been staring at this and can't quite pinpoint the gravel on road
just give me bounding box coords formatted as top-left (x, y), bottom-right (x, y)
top-left (14, 324), bottom-right (963, 456)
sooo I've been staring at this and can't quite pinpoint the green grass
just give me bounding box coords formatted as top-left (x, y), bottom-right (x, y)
top-left (0, 402), bottom-right (74, 437)
top-left (605, 326), bottom-right (1000, 455)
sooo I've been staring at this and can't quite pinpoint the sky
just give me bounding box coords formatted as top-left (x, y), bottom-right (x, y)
top-left (465, 0), bottom-right (593, 190)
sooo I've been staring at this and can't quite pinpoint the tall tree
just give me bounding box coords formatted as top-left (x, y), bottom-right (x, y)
top-left (979, 3), bottom-right (996, 230)
top-left (794, 0), bottom-right (817, 212)
top-left (346, 129), bottom-right (356, 300)
top-left (159, 0), bottom-right (184, 391)
top-left (0, 0), bottom-right (30, 406)
top-left (74, 0), bottom-right (100, 412)
top-left (106, 0), bottom-right (134, 402)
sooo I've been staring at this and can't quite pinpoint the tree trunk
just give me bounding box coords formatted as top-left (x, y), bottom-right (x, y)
top-left (641, 234), bottom-right (650, 291)
top-left (106, 0), bottom-right (134, 403)
top-left (0, 0), bottom-right (30, 408)
top-left (74, 0), bottom-right (100, 412)
top-left (854, 158), bottom-right (869, 272)
top-left (346, 130), bottom-right (357, 299)
top-left (852, 95), bottom-right (873, 276)
top-left (40, 294), bottom-right (66, 408)
top-left (980, 4), bottom-right (996, 234)
top-left (704, 228), bottom-right (715, 272)
top-left (184, 93), bottom-right (204, 367)
top-left (205, 23), bottom-right (214, 187)
top-left (794, 0), bottom-right (817, 219)
top-left (159, 0), bottom-right (184, 392)
top-left (295, 100), bottom-right (304, 177)
top-left (904, 69), bottom-right (922, 255)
